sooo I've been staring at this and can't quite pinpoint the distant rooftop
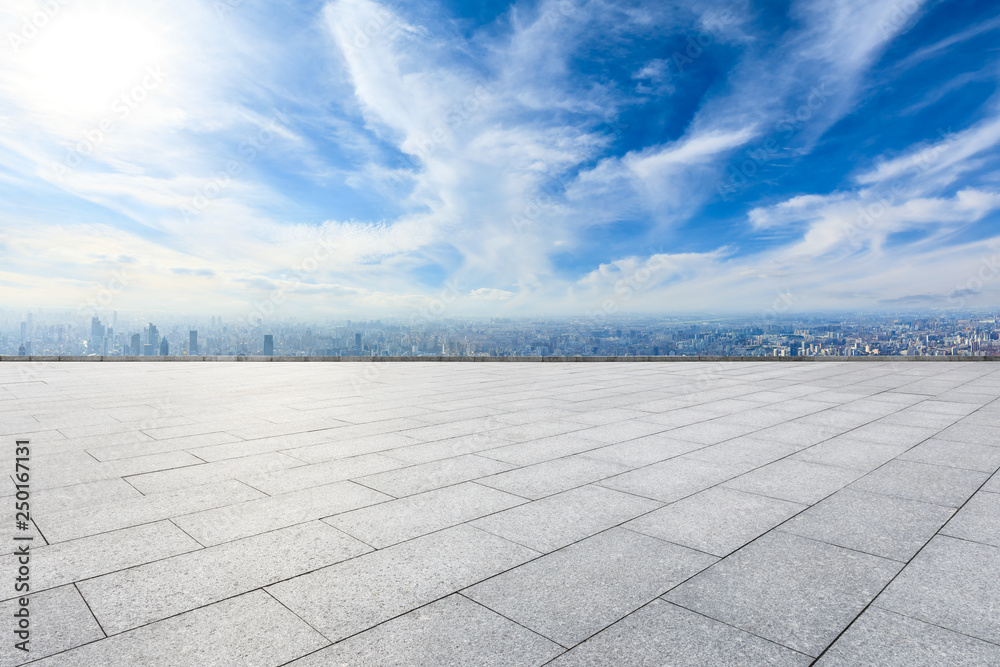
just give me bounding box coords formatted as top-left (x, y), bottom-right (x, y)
top-left (2, 361), bottom-right (999, 665)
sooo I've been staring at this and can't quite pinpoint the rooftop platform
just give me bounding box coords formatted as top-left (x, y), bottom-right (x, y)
top-left (2, 361), bottom-right (999, 665)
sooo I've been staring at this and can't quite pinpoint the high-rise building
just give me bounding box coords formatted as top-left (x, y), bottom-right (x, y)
top-left (91, 316), bottom-right (105, 340)
top-left (263, 335), bottom-right (274, 356)
top-left (355, 333), bottom-right (362, 348)
top-left (159, 338), bottom-right (169, 356)
top-left (189, 331), bottom-right (199, 355)
top-left (146, 323), bottom-right (159, 355)
top-left (20, 321), bottom-right (27, 341)
top-left (130, 333), bottom-right (141, 356)
top-left (17, 344), bottom-right (26, 356)
top-left (143, 343), bottom-right (153, 356)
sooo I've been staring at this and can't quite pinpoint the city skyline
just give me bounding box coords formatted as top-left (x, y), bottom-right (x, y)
top-left (2, 1), bottom-right (999, 317)
top-left (7, 309), bottom-right (1000, 358)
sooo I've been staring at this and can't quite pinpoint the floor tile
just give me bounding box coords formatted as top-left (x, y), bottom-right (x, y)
top-left (626, 486), bottom-right (806, 557)
top-left (465, 528), bottom-right (716, 647)
top-left (876, 535), bottom-right (1000, 644)
top-left (549, 599), bottom-right (811, 667)
top-left (665, 531), bottom-right (902, 656)
top-left (287, 594), bottom-right (562, 666)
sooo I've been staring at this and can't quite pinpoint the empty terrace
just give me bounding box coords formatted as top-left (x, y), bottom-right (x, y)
top-left (2, 360), bottom-right (999, 665)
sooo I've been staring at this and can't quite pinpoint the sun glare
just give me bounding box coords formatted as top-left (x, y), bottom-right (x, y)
top-left (20, 11), bottom-right (164, 118)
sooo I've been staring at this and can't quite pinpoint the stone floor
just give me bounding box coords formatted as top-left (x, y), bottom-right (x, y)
top-left (1, 361), bottom-right (999, 666)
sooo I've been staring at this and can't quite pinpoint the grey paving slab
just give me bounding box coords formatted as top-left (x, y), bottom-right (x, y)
top-left (548, 599), bottom-right (811, 667)
top-left (658, 420), bottom-right (757, 445)
top-left (626, 486), bottom-right (806, 557)
top-left (940, 490), bottom-right (1000, 547)
top-left (685, 435), bottom-right (801, 468)
top-left (898, 437), bottom-right (1000, 473)
top-left (282, 432), bottom-right (424, 463)
top-left (354, 454), bottom-right (515, 497)
top-left (572, 420), bottom-right (668, 444)
top-left (380, 432), bottom-right (509, 464)
top-left (189, 429), bottom-right (346, 462)
top-left (267, 524), bottom-right (539, 642)
top-left (326, 482), bottom-right (526, 548)
top-left (471, 484), bottom-right (662, 553)
top-left (790, 437), bottom-right (909, 472)
top-left (77, 520), bottom-right (370, 634)
top-left (665, 531), bottom-right (902, 657)
top-left (986, 472), bottom-right (1000, 492)
top-left (240, 452), bottom-right (405, 495)
top-left (816, 606), bottom-right (1000, 667)
top-left (32, 590), bottom-right (328, 666)
top-left (481, 433), bottom-right (606, 466)
top-left (779, 487), bottom-right (954, 561)
top-left (578, 433), bottom-right (706, 468)
top-left (0, 585), bottom-right (104, 666)
top-left (465, 527), bottom-right (716, 647)
top-left (13, 520), bottom-right (202, 596)
top-left (850, 459), bottom-right (989, 507)
top-left (287, 594), bottom-right (562, 667)
top-left (30, 450), bottom-right (204, 491)
top-left (31, 478), bottom-right (141, 515)
top-left (876, 535), bottom-right (1000, 644)
top-left (86, 431), bottom-right (244, 461)
top-left (124, 451), bottom-right (303, 494)
top-left (880, 409), bottom-right (965, 429)
top-left (845, 422), bottom-right (939, 446)
top-left (173, 480), bottom-right (391, 546)
top-left (723, 459), bottom-right (864, 505)
top-left (477, 455), bottom-right (629, 499)
top-left (933, 422), bottom-right (1000, 447)
top-left (36, 479), bottom-right (265, 543)
top-left (600, 456), bottom-right (750, 503)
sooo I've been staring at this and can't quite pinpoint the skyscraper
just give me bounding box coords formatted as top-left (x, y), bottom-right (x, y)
top-left (159, 338), bottom-right (169, 356)
top-left (263, 334), bottom-right (274, 356)
top-left (189, 331), bottom-right (199, 355)
top-left (91, 316), bottom-right (105, 341)
top-left (130, 333), bottom-right (141, 356)
top-left (146, 323), bottom-right (159, 355)
top-left (355, 332), bottom-right (362, 349)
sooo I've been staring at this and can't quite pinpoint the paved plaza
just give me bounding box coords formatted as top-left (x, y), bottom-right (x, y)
top-left (2, 360), bottom-right (999, 665)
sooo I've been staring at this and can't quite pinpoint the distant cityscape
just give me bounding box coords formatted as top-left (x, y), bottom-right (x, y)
top-left (3, 310), bottom-right (1000, 358)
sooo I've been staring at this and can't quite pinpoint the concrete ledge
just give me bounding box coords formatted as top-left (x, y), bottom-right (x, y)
top-left (1, 355), bottom-right (996, 362)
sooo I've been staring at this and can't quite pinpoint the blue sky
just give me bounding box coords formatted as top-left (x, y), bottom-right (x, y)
top-left (1, 0), bottom-right (999, 320)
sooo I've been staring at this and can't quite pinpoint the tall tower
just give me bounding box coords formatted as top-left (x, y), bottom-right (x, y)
top-left (189, 331), bottom-right (199, 355)
top-left (263, 334), bottom-right (274, 356)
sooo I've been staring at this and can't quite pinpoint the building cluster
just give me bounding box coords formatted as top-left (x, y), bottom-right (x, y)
top-left (3, 312), bottom-right (999, 358)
